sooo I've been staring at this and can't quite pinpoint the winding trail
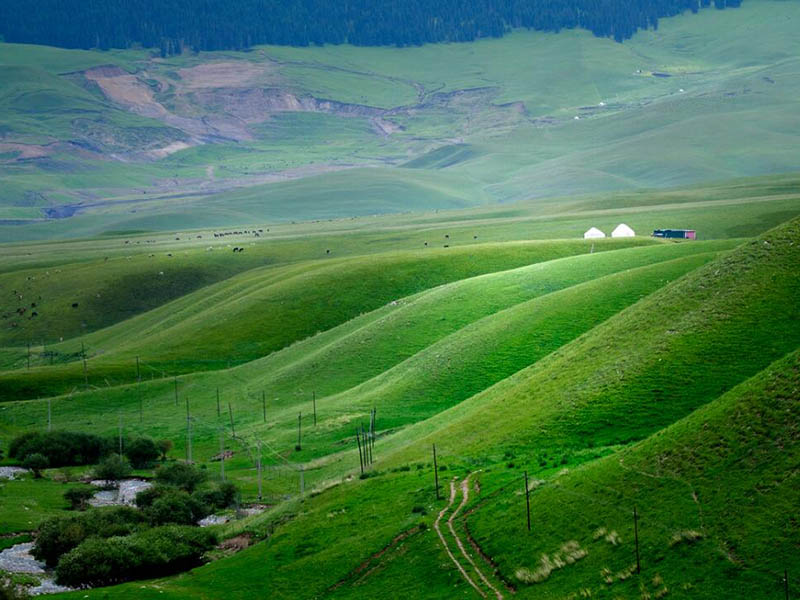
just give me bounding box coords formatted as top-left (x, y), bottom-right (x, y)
top-left (434, 473), bottom-right (506, 599)
top-left (449, 474), bottom-right (504, 600)
top-left (434, 478), bottom-right (486, 598)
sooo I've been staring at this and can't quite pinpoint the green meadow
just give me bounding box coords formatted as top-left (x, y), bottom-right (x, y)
top-left (0, 174), bottom-right (798, 597)
top-left (0, 0), bottom-right (799, 596)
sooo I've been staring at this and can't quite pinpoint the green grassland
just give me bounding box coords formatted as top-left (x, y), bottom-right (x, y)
top-left (0, 2), bottom-right (799, 594)
top-left (11, 212), bottom-right (794, 600)
top-left (1, 0), bottom-right (799, 240)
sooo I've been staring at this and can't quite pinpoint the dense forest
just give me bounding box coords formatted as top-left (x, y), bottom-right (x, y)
top-left (0, 0), bottom-right (742, 54)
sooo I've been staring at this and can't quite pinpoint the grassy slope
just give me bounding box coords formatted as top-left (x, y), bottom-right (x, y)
top-left (2, 171), bottom-right (797, 353)
top-left (465, 349), bottom-right (800, 599)
top-left (0, 238), bottom-right (655, 398)
top-left (348, 349), bottom-right (800, 600)
top-left (0, 241), bottom-right (730, 496)
top-left (46, 217), bottom-right (800, 600)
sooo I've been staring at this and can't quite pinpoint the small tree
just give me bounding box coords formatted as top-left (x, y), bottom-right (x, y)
top-left (64, 487), bottom-right (94, 511)
top-left (156, 439), bottom-right (173, 461)
top-left (125, 437), bottom-right (159, 469)
top-left (23, 453), bottom-right (49, 478)
top-left (94, 454), bottom-right (131, 486)
top-left (154, 462), bottom-right (206, 493)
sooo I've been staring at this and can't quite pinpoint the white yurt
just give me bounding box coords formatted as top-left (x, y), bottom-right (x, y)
top-left (583, 227), bottom-right (606, 239)
top-left (611, 223), bottom-right (635, 238)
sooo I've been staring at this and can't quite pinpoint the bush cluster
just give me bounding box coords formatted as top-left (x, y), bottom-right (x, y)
top-left (9, 431), bottom-right (163, 470)
top-left (55, 526), bottom-right (217, 587)
top-left (33, 506), bottom-right (146, 567)
top-left (9, 431), bottom-right (111, 467)
top-left (34, 461), bottom-right (237, 588)
top-left (135, 480), bottom-right (238, 526)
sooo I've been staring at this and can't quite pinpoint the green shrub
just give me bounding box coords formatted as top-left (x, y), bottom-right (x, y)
top-left (154, 462), bottom-right (206, 492)
top-left (93, 454), bottom-right (131, 484)
top-left (124, 437), bottom-right (160, 469)
top-left (145, 489), bottom-right (209, 526)
top-left (22, 453), bottom-right (49, 478)
top-left (33, 506), bottom-right (146, 567)
top-left (9, 431), bottom-right (112, 467)
top-left (63, 487), bottom-right (94, 511)
top-left (193, 482), bottom-right (239, 510)
top-left (55, 525), bottom-right (217, 587)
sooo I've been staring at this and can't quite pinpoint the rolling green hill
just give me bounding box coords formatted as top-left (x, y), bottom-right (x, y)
top-left (23, 212), bottom-right (797, 600)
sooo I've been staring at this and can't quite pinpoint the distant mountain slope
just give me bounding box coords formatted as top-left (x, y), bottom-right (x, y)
top-left (1, 1), bottom-right (798, 240)
top-left (0, 0), bottom-right (741, 53)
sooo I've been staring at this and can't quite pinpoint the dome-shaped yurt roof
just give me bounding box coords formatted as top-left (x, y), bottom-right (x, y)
top-left (583, 227), bottom-right (606, 239)
top-left (611, 223), bottom-right (635, 238)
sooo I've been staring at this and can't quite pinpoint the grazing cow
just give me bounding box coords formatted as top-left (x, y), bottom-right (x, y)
top-left (326, 249), bottom-right (331, 255)
top-left (444, 244), bottom-right (449, 248)
top-left (473, 235), bottom-right (478, 239)
top-left (424, 242), bottom-right (428, 246)
top-left (445, 234), bottom-right (449, 238)
top-left (31, 311), bottom-right (38, 318)
top-left (72, 302), bottom-right (79, 308)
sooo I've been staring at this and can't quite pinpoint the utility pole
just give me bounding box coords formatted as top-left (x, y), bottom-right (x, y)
top-left (118, 414), bottom-right (123, 455)
top-left (312, 391), bottom-right (317, 426)
top-left (296, 412), bottom-right (302, 451)
top-left (186, 394), bottom-right (191, 462)
top-left (219, 430), bottom-right (225, 481)
top-left (216, 387), bottom-right (220, 418)
top-left (187, 417), bottom-right (192, 463)
top-left (138, 381), bottom-right (143, 424)
top-left (256, 440), bottom-right (262, 501)
top-left (524, 471), bottom-right (531, 531)
top-left (228, 401), bottom-right (235, 437)
top-left (433, 444), bottom-right (440, 500)
top-left (173, 377), bottom-right (178, 406)
top-left (136, 356), bottom-right (140, 381)
top-left (356, 429), bottom-right (364, 474)
top-left (262, 391), bottom-right (266, 423)
top-left (634, 506), bottom-right (641, 575)
top-left (47, 398), bottom-right (51, 432)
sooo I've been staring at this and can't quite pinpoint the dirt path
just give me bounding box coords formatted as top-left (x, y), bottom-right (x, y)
top-left (434, 478), bottom-right (486, 598)
top-left (449, 474), bottom-right (504, 600)
top-left (434, 474), bottom-right (506, 599)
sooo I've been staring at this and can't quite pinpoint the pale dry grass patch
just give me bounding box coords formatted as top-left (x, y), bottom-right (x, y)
top-left (516, 540), bottom-right (588, 584)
